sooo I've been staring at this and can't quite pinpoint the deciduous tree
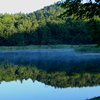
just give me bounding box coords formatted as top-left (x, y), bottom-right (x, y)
top-left (58, 0), bottom-right (100, 45)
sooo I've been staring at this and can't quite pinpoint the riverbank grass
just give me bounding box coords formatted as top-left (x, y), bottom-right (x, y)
top-left (74, 44), bottom-right (100, 52)
top-left (0, 45), bottom-right (74, 50)
top-left (0, 44), bottom-right (100, 52)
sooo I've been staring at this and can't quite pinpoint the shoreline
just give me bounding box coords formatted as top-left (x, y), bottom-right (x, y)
top-left (0, 44), bottom-right (100, 52)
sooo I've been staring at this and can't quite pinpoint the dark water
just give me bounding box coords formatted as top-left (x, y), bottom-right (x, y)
top-left (0, 49), bottom-right (100, 100)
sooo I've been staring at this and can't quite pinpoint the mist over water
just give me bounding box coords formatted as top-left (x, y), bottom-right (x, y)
top-left (0, 49), bottom-right (100, 100)
top-left (0, 48), bottom-right (100, 66)
top-left (0, 48), bottom-right (100, 74)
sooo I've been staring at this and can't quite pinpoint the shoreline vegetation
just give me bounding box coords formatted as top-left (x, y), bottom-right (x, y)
top-left (0, 44), bottom-right (100, 52)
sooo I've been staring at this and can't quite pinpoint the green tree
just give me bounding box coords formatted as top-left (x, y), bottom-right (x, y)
top-left (0, 4), bottom-right (96, 46)
top-left (58, 0), bottom-right (100, 45)
top-left (57, 0), bottom-right (100, 19)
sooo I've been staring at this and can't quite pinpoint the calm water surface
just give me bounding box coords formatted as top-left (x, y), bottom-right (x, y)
top-left (0, 79), bottom-right (100, 100)
top-left (0, 49), bottom-right (100, 100)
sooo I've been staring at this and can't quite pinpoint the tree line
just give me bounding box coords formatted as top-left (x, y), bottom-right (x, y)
top-left (0, 4), bottom-right (100, 46)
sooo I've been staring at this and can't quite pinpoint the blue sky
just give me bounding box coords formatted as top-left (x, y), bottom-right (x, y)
top-left (0, 0), bottom-right (59, 14)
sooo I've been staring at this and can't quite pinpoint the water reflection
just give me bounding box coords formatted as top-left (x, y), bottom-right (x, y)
top-left (0, 49), bottom-right (100, 100)
top-left (0, 79), bottom-right (100, 100)
top-left (0, 60), bottom-right (100, 88)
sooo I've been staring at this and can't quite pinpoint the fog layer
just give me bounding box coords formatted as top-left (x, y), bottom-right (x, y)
top-left (0, 49), bottom-right (100, 67)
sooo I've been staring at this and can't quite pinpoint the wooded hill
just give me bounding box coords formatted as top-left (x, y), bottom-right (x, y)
top-left (0, 4), bottom-right (100, 46)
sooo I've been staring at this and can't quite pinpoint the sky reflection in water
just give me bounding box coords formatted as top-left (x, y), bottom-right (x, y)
top-left (0, 79), bottom-right (100, 100)
top-left (0, 49), bottom-right (100, 100)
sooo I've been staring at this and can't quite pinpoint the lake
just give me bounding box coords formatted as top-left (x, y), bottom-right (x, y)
top-left (0, 48), bottom-right (100, 100)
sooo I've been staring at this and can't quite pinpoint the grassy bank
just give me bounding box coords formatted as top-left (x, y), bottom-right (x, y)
top-left (74, 44), bottom-right (100, 52)
top-left (0, 44), bottom-right (100, 52)
top-left (0, 45), bottom-right (75, 50)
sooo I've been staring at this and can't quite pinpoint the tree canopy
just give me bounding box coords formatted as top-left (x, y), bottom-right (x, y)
top-left (57, 0), bottom-right (100, 20)
top-left (0, 4), bottom-right (99, 46)
top-left (58, 0), bottom-right (100, 45)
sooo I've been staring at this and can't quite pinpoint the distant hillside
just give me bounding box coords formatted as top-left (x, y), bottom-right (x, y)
top-left (0, 4), bottom-right (98, 46)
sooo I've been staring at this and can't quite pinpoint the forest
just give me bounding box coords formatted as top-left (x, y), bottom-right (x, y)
top-left (0, 4), bottom-right (100, 46)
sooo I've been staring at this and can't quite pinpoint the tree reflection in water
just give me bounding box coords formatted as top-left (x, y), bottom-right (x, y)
top-left (0, 49), bottom-right (100, 100)
top-left (0, 60), bottom-right (100, 88)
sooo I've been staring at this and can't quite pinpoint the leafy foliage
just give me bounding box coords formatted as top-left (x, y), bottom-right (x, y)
top-left (0, 4), bottom-right (99, 46)
top-left (57, 0), bottom-right (100, 45)
top-left (57, 0), bottom-right (100, 20)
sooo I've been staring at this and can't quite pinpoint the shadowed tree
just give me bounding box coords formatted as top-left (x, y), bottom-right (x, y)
top-left (57, 0), bottom-right (100, 45)
top-left (57, 0), bottom-right (100, 19)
